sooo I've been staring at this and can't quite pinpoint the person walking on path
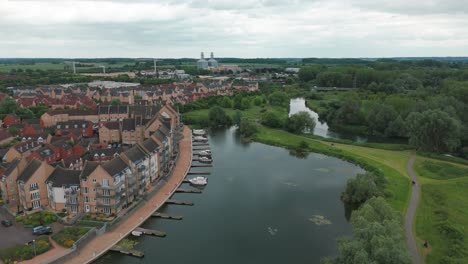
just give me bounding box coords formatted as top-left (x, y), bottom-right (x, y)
top-left (405, 154), bottom-right (423, 264)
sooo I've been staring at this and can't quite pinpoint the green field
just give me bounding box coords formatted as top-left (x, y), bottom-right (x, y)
top-left (414, 158), bottom-right (468, 264)
top-left (0, 62), bottom-right (136, 73)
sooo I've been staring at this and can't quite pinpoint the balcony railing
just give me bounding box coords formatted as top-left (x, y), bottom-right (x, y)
top-left (95, 180), bottom-right (124, 190)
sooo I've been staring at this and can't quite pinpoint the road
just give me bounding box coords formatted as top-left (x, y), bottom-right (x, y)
top-left (405, 154), bottom-right (422, 264)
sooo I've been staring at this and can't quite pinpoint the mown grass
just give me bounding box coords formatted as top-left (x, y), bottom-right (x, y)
top-left (415, 157), bottom-right (468, 264)
top-left (415, 160), bottom-right (468, 180)
top-left (253, 125), bottom-right (411, 212)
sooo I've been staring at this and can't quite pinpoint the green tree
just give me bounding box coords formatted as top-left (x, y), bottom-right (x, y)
top-left (406, 110), bottom-right (461, 152)
top-left (261, 111), bottom-right (284, 128)
top-left (253, 96), bottom-right (263, 106)
top-left (239, 118), bottom-right (257, 138)
top-left (341, 172), bottom-right (381, 206)
top-left (286, 111), bottom-right (315, 134)
top-left (208, 106), bottom-right (232, 128)
top-left (240, 98), bottom-right (251, 110)
top-left (322, 197), bottom-right (411, 264)
top-left (219, 97), bottom-right (233, 108)
top-left (110, 99), bottom-right (121, 106)
top-left (233, 110), bottom-right (242, 127)
top-left (7, 126), bottom-right (19, 136)
top-left (268, 91), bottom-right (288, 107)
top-left (233, 94), bottom-right (242, 110)
top-left (0, 96), bottom-right (19, 115)
top-left (385, 115), bottom-right (406, 137)
top-left (366, 104), bottom-right (397, 135)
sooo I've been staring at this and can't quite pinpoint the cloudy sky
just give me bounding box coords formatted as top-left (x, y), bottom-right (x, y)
top-left (1, 0), bottom-right (467, 58)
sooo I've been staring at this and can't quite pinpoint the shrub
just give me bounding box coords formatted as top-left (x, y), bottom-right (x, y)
top-left (19, 211), bottom-right (57, 226)
top-left (52, 227), bottom-right (90, 248)
top-left (0, 236), bottom-right (51, 263)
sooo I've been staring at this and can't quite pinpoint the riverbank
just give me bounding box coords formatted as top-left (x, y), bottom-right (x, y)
top-left (25, 126), bottom-right (193, 264)
top-left (253, 125), bottom-right (411, 212)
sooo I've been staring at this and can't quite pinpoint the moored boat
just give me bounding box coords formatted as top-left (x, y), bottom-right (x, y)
top-left (193, 129), bottom-right (206, 136)
top-left (199, 157), bottom-right (213, 163)
top-left (131, 231), bottom-right (143, 237)
top-left (193, 136), bottom-right (208, 142)
top-left (198, 150), bottom-right (211, 156)
top-left (188, 176), bottom-right (208, 186)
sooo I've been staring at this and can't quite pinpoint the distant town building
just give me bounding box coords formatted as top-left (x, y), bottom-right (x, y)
top-left (208, 52), bottom-right (219, 68)
top-left (197, 52), bottom-right (209, 70)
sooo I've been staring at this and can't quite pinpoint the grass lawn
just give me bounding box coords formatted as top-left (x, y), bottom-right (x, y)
top-left (0, 236), bottom-right (51, 263)
top-left (414, 157), bottom-right (468, 264)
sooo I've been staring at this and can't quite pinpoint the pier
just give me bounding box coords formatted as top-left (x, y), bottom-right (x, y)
top-left (151, 212), bottom-right (183, 220)
top-left (193, 143), bottom-right (210, 147)
top-left (165, 199), bottom-right (194, 206)
top-left (191, 164), bottom-right (213, 167)
top-left (188, 171), bottom-right (211, 175)
top-left (110, 245), bottom-right (144, 258)
top-left (134, 227), bottom-right (166, 237)
top-left (176, 188), bottom-right (202, 193)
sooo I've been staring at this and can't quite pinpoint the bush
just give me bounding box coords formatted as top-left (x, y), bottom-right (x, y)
top-left (18, 211), bottom-right (57, 226)
top-left (52, 227), bottom-right (90, 248)
top-left (0, 236), bottom-right (51, 263)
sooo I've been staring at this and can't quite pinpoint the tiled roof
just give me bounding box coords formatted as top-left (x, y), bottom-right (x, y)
top-left (102, 155), bottom-right (129, 176)
top-left (80, 161), bottom-right (99, 179)
top-left (17, 159), bottom-right (42, 183)
top-left (46, 167), bottom-right (81, 187)
top-left (123, 145), bottom-right (148, 163)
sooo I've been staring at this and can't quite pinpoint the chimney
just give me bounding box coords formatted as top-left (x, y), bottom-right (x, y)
top-left (201, 52), bottom-right (204, 59)
top-left (211, 52), bottom-right (214, 59)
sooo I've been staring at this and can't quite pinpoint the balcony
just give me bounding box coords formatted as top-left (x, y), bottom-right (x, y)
top-left (95, 180), bottom-right (124, 190)
top-left (96, 198), bottom-right (123, 209)
top-left (66, 199), bottom-right (79, 205)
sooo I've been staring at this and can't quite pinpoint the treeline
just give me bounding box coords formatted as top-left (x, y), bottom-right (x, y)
top-left (299, 60), bottom-right (468, 156)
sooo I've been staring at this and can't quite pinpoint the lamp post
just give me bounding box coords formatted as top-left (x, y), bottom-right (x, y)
top-left (33, 239), bottom-right (36, 256)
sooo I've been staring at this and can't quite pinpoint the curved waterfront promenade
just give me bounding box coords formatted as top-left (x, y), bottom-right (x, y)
top-left (26, 126), bottom-right (192, 264)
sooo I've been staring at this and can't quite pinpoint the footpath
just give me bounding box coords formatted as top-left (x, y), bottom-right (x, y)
top-left (405, 154), bottom-right (422, 264)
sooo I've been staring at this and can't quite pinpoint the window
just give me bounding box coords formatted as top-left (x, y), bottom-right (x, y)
top-left (30, 192), bottom-right (40, 200)
top-left (103, 198), bottom-right (111, 205)
top-left (29, 183), bottom-right (39, 191)
top-left (83, 187), bottom-right (88, 194)
top-left (93, 188), bottom-right (96, 192)
top-left (103, 189), bottom-right (110, 196)
top-left (84, 196), bottom-right (89, 203)
top-left (32, 200), bottom-right (41, 209)
top-left (102, 179), bottom-right (109, 187)
top-left (93, 178), bottom-right (97, 183)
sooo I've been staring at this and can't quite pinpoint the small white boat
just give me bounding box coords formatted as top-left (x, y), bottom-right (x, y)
top-left (188, 176), bottom-right (208, 186)
top-left (199, 157), bottom-right (212, 163)
top-left (198, 150), bottom-right (211, 156)
top-left (193, 136), bottom-right (208, 142)
top-left (193, 129), bottom-right (206, 136)
top-left (131, 231), bottom-right (143, 237)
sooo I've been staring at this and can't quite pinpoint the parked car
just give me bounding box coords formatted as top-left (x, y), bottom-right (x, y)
top-left (32, 226), bottom-right (52, 235)
top-left (1, 220), bottom-right (12, 227)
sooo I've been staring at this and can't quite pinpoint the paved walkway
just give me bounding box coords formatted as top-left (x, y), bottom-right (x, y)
top-left (20, 126), bottom-right (192, 264)
top-left (405, 154), bottom-right (422, 264)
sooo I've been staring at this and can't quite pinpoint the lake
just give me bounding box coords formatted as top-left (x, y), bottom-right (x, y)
top-left (96, 127), bottom-right (363, 264)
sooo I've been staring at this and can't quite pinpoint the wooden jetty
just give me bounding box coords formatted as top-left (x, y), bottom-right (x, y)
top-left (110, 245), bottom-right (144, 258)
top-left (191, 164), bottom-right (213, 168)
top-left (152, 212), bottom-right (183, 220)
top-left (188, 171), bottom-right (211, 175)
top-left (193, 143), bottom-right (210, 146)
top-left (165, 199), bottom-right (194, 206)
top-left (182, 179), bottom-right (191, 183)
top-left (176, 188), bottom-right (202, 193)
top-left (134, 227), bottom-right (166, 237)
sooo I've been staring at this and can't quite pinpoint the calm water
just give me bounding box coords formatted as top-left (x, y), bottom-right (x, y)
top-left (96, 127), bottom-right (363, 264)
top-left (289, 98), bottom-right (407, 144)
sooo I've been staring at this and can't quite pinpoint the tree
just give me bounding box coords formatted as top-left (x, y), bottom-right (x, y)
top-left (298, 65), bottom-right (324, 82)
top-left (366, 104), bottom-right (397, 135)
top-left (239, 118), bottom-right (257, 138)
top-left (406, 110), bottom-right (461, 153)
top-left (208, 106), bottom-right (232, 128)
top-left (233, 110), bottom-right (242, 127)
top-left (268, 91), bottom-right (288, 107)
top-left (0, 96), bottom-right (19, 115)
top-left (261, 111), bottom-right (284, 128)
top-left (110, 99), bottom-right (121, 106)
top-left (286, 111), bottom-right (315, 134)
top-left (385, 115), bottom-right (406, 137)
top-left (219, 97), bottom-right (233, 108)
top-left (322, 197), bottom-right (411, 264)
top-left (341, 172), bottom-right (381, 206)
top-left (7, 126), bottom-right (19, 136)
top-left (240, 98), bottom-right (251, 110)
top-left (253, 96), bottom-right (263, 106)
top-left (233, 94), bottom-right (243, 110)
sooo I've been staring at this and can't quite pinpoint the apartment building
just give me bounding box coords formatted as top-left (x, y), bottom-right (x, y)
top-left (17, 159), bottom-right (54, 211)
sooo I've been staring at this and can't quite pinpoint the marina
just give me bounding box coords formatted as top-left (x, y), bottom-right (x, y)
top-left (152, 212), bottom-right (184, 220)
top-left (99, 127), bottom-right (363, 264)
top-left (165, 199), bottom-right (194, 206)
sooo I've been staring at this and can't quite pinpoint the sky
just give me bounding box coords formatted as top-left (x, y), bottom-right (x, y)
top-left (1, 0), bottom-right (468, 58)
